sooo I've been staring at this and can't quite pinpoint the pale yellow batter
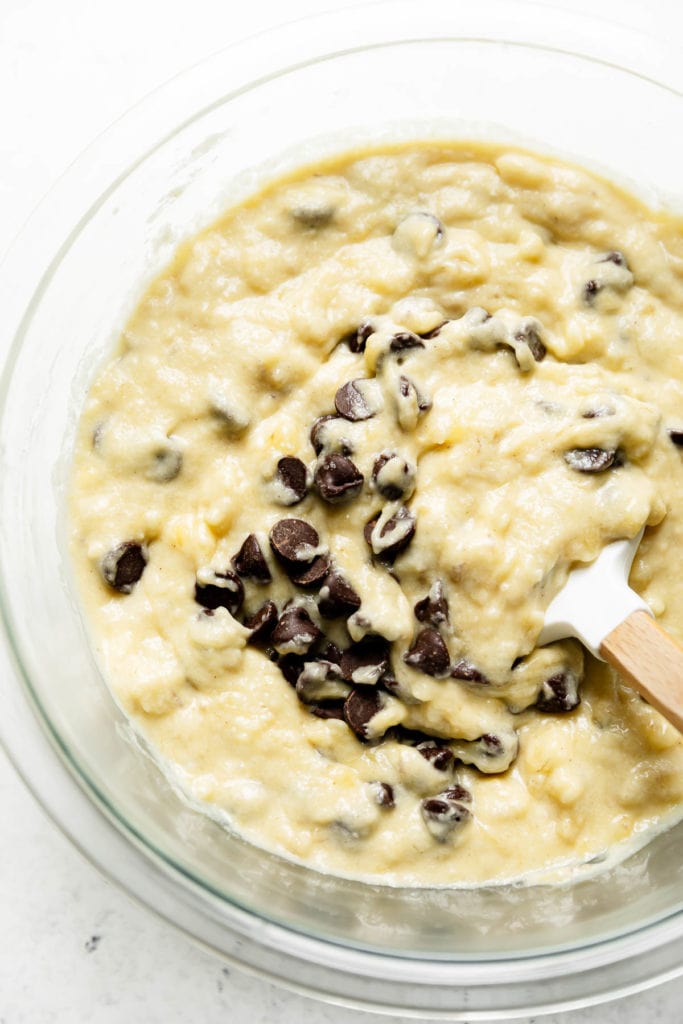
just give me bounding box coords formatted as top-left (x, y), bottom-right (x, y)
top-left (69, 143), bottom-right (683, 885)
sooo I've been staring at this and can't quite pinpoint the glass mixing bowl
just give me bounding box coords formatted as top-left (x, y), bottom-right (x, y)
top-left (2, 1), bottom-right (683, 1017)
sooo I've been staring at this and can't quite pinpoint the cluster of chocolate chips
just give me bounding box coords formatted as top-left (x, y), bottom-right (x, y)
top-left (582, 250), bottom-right (633, 305)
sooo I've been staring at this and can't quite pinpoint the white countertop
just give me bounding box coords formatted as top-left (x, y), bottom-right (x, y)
top-left (2, 1), bottom-right (683, 1021)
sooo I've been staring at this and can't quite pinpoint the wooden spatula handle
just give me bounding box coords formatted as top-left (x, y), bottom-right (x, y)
top-left (600, 610), bottom-right (683, 733)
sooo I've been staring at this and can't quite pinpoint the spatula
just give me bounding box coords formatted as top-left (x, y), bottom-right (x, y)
top-left (538, 528), bottom-right (683, 732)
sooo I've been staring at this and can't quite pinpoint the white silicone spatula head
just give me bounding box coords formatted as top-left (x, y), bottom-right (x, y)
top-left (538, 528), bottom-right (648, 659)
top-left (538, 528), bottom-right (683, 732)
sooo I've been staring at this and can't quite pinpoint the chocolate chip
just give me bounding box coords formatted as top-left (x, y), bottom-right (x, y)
top-left (232, 534), bottom-right (272, 582)
top-left (601, 250), bottom-right (629, 268)
top-left (514, 323), bottom-right (546, 363)
top-left (371, 451), bottom-right (415, 501)
top-left (320, 640), bottom-right (343, 665)
top-left (582, 405), bottom-right (615, 419)
top-left (668, 429), bottom-right (683, 447)
top-left (279, 653), bottom-right (306, 686)
top-left (343, 686), bottom-right (385, 739)
top-left (369, 781), bottom-right (395, 808)
top-left (194, 570), bottom-right (244, 615)
top-left (341, 637), bottom-right (390, 685)
top-left (419, 320), bottom-right (449, 340)
top-left (335, 379), bottom-right (382, 421)
top-left (564, 448), bottom-right (617, 473)
top-left (536, 671), bottom-right (581, 713)
top-left (364, 506), bottom-right (416, 561)
top-left (289, 555), bottom-right (331, 587)
top-left (318, 573), bottom-right (361, 619)
top-left (414, 580), bottom-right (449, 626)
top-left (451, 660), bottom-right (488, 684)
top-left (583, 279), bottom-right (601, 303)
top-left (271, 605), bottom-right (323, 655)
top-left (310, 415), bottom-right (353, 456)
top-left (340, 320), bottom-right (374, 354)
top-left (147, 443), bottom-right (183, 483)
top-left (421, 794), bottom-right (471, 841)
top-left (295, 660), bottom-right (350, 703)
top-left (274, 457), bottom-right (308, 505)
top-left (404, 627), bottom-right (450, 677)
top-left (311, 703), bottom-right (346, 720)
top-left (245, 600), bottom-right (278, 643)
top-left (443, 784), bottom-right (472, 803)
top-left (210, 393), bottom-right (251, 436)
top-left (101, 541), bottom-right (148, 593)
top-left (395, 374), bottom-right (431, 430)
top-left (314, 454), bottom-right (364, 503)
top-left (389, 331), bottom-right (424, 353)
top-left (416, 741), bottom-right (454, 771)
top-left (291, 204), bottom-right (335, 229)
top-left (270, 519), bottom-right (320, 563)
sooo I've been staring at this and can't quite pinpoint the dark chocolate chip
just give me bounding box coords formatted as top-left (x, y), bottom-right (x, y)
top-left (421, 794), bottom-right (471, 840)
top-left (311, 703), bottom-right (346, 720)
top-left (295, 660), bottom-right (349, 703)
top-left (343, 686), bottom-right (385, 739)
top-left (274, 457), bottom-right (308, 505)
top-left (404, 627), bottom-right (450, 677)
top-left (314, 454), bottom-right (364, 503)
top-left (310, 415), bottom-right (354, 457)
top-left (341, 637), bottom-right (390, 685)
top-left (335, 379), bottom-right (380, 421)
top-left (148, 444), bottom-right (183, 483)
top-left (443, 784), bottom-right (472, 804)
top-left (451, 660), bottom-right (488, 684)
top-left (320, 640), bottom-right (343, 665)
top-left (310, 414), bottom-right (336, 455)
top-left (515, 323), bottom-right (546, 363)
top-left (583, 279), bottom-right (601, 303)
top-left (601, 250), bottom-right (629, 268)
top-left (318, 573), bottom-right (362, 619)
top-left (279, 653), bottom-right (306, 686)
top-left (371, 452), bottom-right (415, 501)
top-left (270, 519), bottom-right (320, 563)
top-left (244, 600), bottom-right (279, 643)
top-left (416, 741), bottom-right (454, 771)
top-left (364, 506), bottom-right (416, 561)
top-left (101, 541), bottom-right (148, 594)
top-left (370, 781), bottom-right (395, 808)
top-left (232, 534), bottom-right (272, 582)
top-left (398, 374), bottom-right (430, 409)
top-left (478, 734), bottom-right (504, 756)
top-left (414, 581), bottom-right (449, 626)
top-left (291, 204), bottom-right (335, 229)
top-left (419, 320), bottom-right (449, 340)
top-left (289, 554), bottom-right (331, 587)
top-left (582, 405), bottom-right (615, 419)
top-left (668, 428), bottom-right (683, 447)
top-left (271, 605), bottom-right (323, 654)
top-left (564, 448), bottom-right (617, 473)
top-left (389, 331), bottom-right (424, 353)
top-left (340, 320), bottom-right (374, 354)
top-left (535, 672), bottom-right (581, 713)
top-left (194, 570), bottom-right (244, 615)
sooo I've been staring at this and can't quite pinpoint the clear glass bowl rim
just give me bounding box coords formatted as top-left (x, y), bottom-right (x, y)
top-left (1, 1), bottom-right (683, 1017)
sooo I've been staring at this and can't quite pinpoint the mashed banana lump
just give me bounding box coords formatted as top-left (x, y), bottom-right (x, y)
top-left (69, 142), bottom-right (683, 885)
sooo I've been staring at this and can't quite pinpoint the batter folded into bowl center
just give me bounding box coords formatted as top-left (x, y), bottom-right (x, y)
top-left (69, 141), bottom-right (683, 885)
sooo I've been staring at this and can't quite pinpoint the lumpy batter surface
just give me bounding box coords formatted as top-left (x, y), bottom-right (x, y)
top-left (70, 143), bottom-right (683, 885)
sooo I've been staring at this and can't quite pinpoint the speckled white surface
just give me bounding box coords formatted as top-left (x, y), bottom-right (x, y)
top-left (2, 1), bottom-right (683, 1021)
